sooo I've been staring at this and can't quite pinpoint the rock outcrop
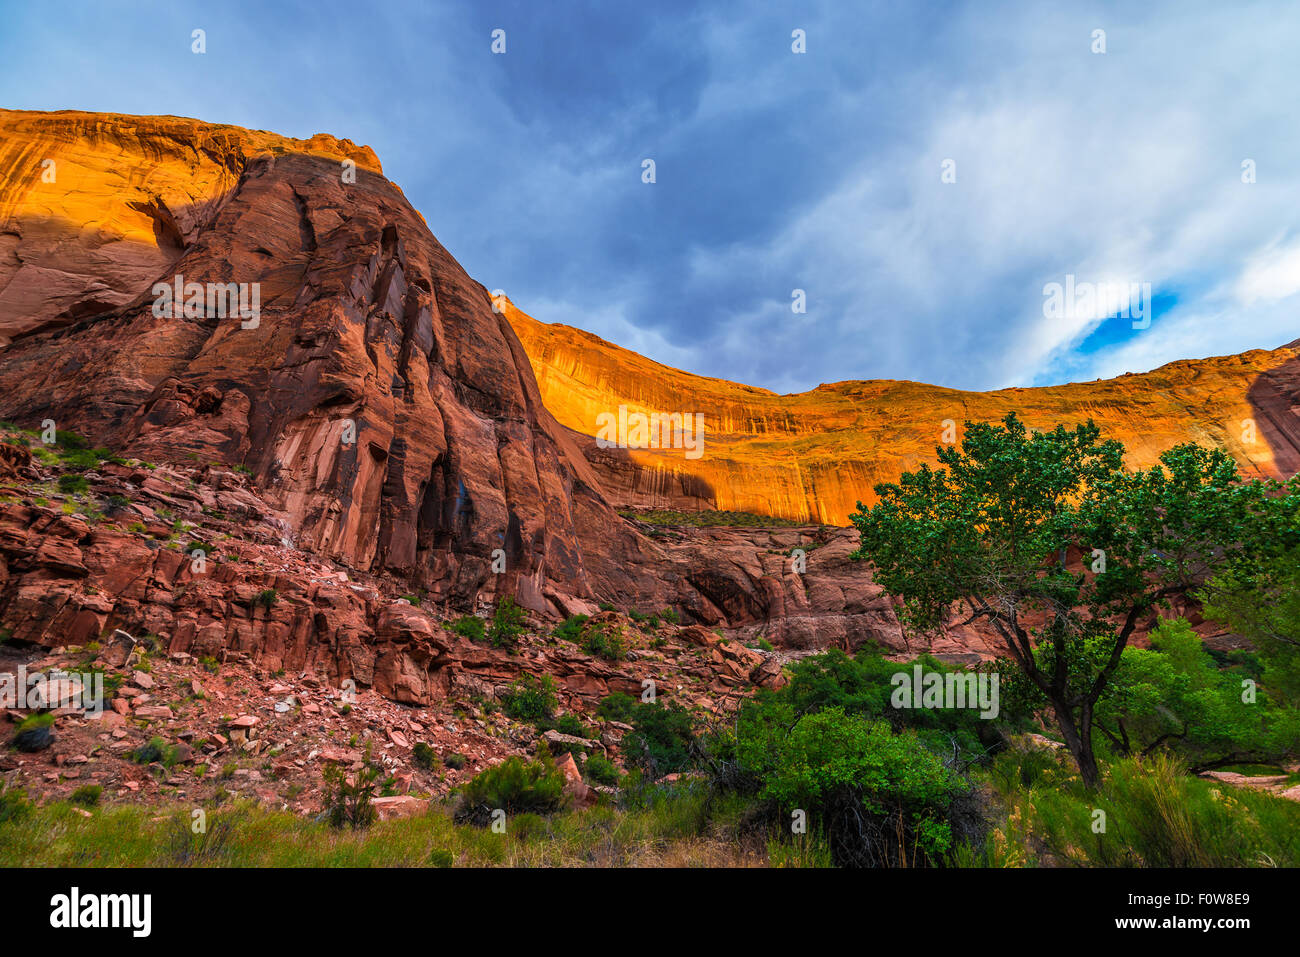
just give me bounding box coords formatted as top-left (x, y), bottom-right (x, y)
top-left (0, 110), bottom-right (627, 615)
top-left (503, 298), bottom-right (1300, 524)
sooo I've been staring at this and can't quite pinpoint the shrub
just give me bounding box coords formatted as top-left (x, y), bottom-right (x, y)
top-left (444, 753), bottom-right (467, 771)
top-left (583, 752), bottom-right (621, 786)
top-left (130, 736), bottom-right (177, 768)
top-left (428, 848), bottom-right (455, 867)
top-left (56, 474), bottom-right (89, 494)
top-left (553, 614), bottom-right (589, 642)
top-left (253, 588), bottom-right (278, 610)
top-left (623, 702), bottom-right (696, 776)
top-left (449, 616), bottom-right (486, 643)
top-left (412, 742), bottom-right (439, 770)
top-left (553, 713), bottom-right (591, 738)
top-left (488, 597), bottom-right (527, 648)
top-left (738, 706), bottom-right (969, 867)
top-left (597, 692), bottom-right (637, 724)
top-left (321, 750), bottom-right (380, 830)
top-left (54, 430), bottom-right (88, 450)
top-left (580, 622), bottom-right (627, 661)
top-left (454, 754), bottom-right (566, 826)
top-left (69, 784), bottom-right (103, 807)
top-left (500, 673), bottom-right (558, 725)
top-left (660, 608), bottom-right (680, 625)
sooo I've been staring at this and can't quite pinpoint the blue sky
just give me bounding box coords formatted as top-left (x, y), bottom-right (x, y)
top-left (3, 0), bottom-right (1298, 393)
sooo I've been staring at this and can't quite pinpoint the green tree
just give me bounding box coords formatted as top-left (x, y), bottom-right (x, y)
top-left (851, 413), bottom-right (1290, 788)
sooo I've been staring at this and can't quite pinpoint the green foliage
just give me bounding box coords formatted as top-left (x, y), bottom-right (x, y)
top-left (737, 705), bottom-right (968, 867)
top-left (597, 692), bottom-right (637, 724)
top-left (130, 736), bottom-right (177, 768)
top-left (455, 753), bottom-right (566, 826)
top-left (553, 614), bottom-right (589, 642)
top-left (412, 742), bottom-right (439, 770)
top-left (488, 597), bottom-right (526, 648)
top-left (1087, 618), bottom-right (1299, 769)
top-left (253, 588), bottom-right (278, 610)
top-left (580, 622), bottom-right (627, 661)
top-left (0, 785), bottom-right (31, 824)
top-left (1203, 536), bottom-right (1300, 704)
top-left (54, 430), bottom-right (88, 450)
top-left (321, 750), bottom-right (380, 830)
top-left (850, 412), bottom-right (1297, 787)
top-left (500, 673), bottom-right (558, 725)
top-left (70, 784), bottom-right (103, 807)
top-left (583, 752), bottom-right (621, 786)
top-left (987, 752), bottom-right (1300, 867)
top-left (552, 713), bottom-right (591, 738)
top-left (56, 473), bottom-right (89, 494)
top-left (449, 616), bottom-right (486, 643)
top-left (623, 702), bottom-right (696, 776)
top-left (444, 753), bottom-right (467, 771)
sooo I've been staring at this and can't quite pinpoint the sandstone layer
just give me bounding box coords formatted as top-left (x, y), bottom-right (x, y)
top-left (503, 299), bottom-right (1300, 524)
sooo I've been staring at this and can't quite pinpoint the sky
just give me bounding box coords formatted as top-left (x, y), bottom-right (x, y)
top-left (2, 0), bottom-right (1298, 394)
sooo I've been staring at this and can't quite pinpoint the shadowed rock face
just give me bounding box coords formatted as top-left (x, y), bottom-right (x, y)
top-left (0, 110), bottom-right (629, 614)
top-left (503, 299), bottom-right (1300, 524)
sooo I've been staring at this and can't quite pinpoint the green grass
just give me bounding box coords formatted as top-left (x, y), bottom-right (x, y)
top-left (975, 752), bottom-right (1300, 867)
top-left (0, 789), bottom-right (804, 867)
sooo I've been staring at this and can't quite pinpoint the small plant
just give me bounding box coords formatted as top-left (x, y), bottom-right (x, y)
top-left (321, 749), bottom-right (381, 830)
top-left (69, 784), bottom-right (103, 807)
top-left (454, 753), bottom-right (566, 826)
top-left (56, 474), bottom-right (89, 494)
top-left (553, 713), bottom-right (591, 738)
top-left (412, 742), bottom-right (439, 770)
top-left (488, 597), bottom-right (527, 649)
top-left (428, 848), bottom-right (455, 867)
top-left (583, 752), bottom-right (621, 787)
top-left (597, 692), bottom-right (637, 724)
top-left (130, 736), bottom-right (177, 768)
top-left (253, 588), bottom-right (278, 610)
top-left (552, 614), bottom-right (589, 642)
top-left (444, 753), bottom-right (467, 771)
top-left (449, 616), bottom-right (485, 643)
top-left (500, 673), bottom-right (558, 725)
top-left (580, 622), bottom-right (627, 661)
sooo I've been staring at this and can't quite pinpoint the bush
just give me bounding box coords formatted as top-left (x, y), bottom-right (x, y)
top-left (449, 616), bottom-right (485, 643)
top-left (253, 588), bottom-right (278, 610)
top-left (501, 673), bottom-right (558, 725)
top-left (583, 752), bottom-right (621, 786)
top-left (412, 742), bottom-right (439, 770)
top-left (597, 692), bottom-right (637, 724)
top-left (444, 753), bottom-right (467, 771)
top-left (130, 736), bottom-right (177, 768)
top-left (553, 713), bottom-right (591, 738)
top-left (580, 622), bottom-right (627, 661)
top-left (454, 754), bottom-right (566, 826)
top-left (69, 784), bottom-right (103, 807)
top-left (738, 706), bottom-right (970, 867)
top-left (553, 614), bottom-right (588, 642)
top-left (623, 702), bottom-right (696, 776)
top-left (488, 597), bottom-right (527, 648)
top-left (321, 750), bottom-right (380, 830)
top-left (56, 474), bottom-right (89, 494)
top-left (428, 848), bottom-right (455, 867)
top-left (54, 430), bottom-right (88, 450)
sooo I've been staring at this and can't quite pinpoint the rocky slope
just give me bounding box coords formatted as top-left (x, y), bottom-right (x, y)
top-left (503, 299), bottom-right (1300, 524)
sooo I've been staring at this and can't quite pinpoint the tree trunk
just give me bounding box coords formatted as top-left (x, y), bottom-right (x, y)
top-left (1052, 700), bottom-right (1101, 789)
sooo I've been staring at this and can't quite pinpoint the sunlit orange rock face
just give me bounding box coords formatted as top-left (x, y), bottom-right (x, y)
top-left (503, 299), bottom-right (1300, 524)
